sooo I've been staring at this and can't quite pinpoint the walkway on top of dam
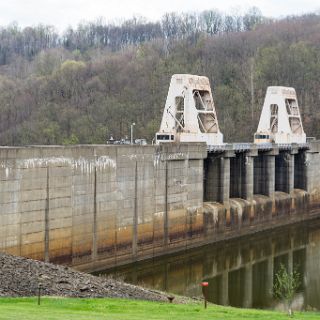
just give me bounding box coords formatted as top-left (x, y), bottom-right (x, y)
top-left (207, 142), bottom-right (310, 153)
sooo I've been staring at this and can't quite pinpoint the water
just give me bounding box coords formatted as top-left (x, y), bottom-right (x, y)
top-left (100, 218), bottom-right (320, 310)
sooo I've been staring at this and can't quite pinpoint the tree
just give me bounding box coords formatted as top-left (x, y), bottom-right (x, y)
top-left (273, 264), bottom-right (301, 316)
top-left (243, 7), bottom-right (263, 31)
top-left (200, 10), bottom-right (222, 35)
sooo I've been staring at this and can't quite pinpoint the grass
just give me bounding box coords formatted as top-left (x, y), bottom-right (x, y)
top-left (0, 297), bottom-right (319, 320)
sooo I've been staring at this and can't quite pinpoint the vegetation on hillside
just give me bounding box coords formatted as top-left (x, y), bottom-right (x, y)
top-left (0, 10), bottom-right (320, 145)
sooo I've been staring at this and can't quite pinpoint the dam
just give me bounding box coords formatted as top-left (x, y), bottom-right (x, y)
top-left (0, 74), bottom-right (320, 273)
top-left (0, 141), bottom-right (319, 272)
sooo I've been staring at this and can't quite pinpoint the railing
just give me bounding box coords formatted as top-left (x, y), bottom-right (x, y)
top-left (232, 143), bottom-right (252, 151)
top-left (295, 143), bottom-right (310, 149)
top-left (256, 142), bottom-right (273, 150)
top-left (276, 143), bottom-right (292, 150)
top-left (207, 142), bottom-right (310, 153)
top-left (207, 144), bottom-right (226, 152)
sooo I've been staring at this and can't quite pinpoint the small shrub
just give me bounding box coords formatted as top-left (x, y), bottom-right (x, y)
top-left (273, 264), bottom-right (300, 316)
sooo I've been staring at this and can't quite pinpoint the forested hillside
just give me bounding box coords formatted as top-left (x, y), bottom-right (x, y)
top-left (0, 9), bottom-right (319, 145)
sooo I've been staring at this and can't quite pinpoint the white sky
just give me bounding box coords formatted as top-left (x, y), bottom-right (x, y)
top-left (0, 0), bottom-right (319, 31)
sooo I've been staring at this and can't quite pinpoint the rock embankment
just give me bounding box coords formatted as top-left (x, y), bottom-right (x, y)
top-left (0, 253), bottom-right (168, 301)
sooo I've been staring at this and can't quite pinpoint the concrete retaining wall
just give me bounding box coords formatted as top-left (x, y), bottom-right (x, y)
top-left (0, 144), bottom-right (206, 271)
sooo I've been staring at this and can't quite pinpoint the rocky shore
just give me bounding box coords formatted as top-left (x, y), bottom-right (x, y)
top-left (0, 253), bottom-right (171, 302)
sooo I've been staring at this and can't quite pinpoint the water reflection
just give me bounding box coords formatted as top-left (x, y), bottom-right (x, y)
top-left (101, 219), bottom-right (320, 310)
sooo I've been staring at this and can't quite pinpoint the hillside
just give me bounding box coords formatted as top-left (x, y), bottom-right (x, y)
top-left (0, 11), bottom-right (319, 145)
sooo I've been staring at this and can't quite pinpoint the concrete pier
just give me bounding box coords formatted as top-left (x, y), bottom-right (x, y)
top-left (221, 157), bottom-right (231, 203)
top-left (244, 154), bottom-right (254, 201)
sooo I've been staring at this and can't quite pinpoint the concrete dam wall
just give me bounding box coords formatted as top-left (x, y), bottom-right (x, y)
top-left (0, 144), bottom-right (206, 271)
top-left (1, 142), bottom-right (320, 272)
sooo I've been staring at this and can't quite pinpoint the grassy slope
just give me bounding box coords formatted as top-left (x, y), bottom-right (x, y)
top-left (0, 298), bottom-right (319, 320)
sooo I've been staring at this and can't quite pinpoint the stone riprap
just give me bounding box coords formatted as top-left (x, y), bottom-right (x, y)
top-left (0, 252), bottom-right (169, 300)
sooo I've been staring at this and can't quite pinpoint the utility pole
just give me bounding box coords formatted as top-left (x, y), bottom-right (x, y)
top-left (130, 122), bottom-right (135, 145)
top-left (250, 58), bottom-right (255, 121)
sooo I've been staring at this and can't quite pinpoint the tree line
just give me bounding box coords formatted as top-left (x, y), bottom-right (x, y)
top-left (0, 7), bottom-right (263, 63)
top-left (0, 10), bottom-right (319, 145)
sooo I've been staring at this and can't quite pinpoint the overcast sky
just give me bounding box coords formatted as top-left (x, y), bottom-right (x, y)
top-left (0, 0), bottom-right (319, 31)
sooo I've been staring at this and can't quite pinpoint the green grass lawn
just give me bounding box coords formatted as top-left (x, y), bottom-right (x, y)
top-left (0, 297), bottom-right (319, 320)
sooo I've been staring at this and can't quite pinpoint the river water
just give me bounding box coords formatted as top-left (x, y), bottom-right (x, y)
top-left (100, 218), bottom-right (320, 310)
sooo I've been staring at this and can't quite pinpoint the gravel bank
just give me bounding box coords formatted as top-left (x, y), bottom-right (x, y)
top-left (0, 253), bottom-right (173, 302)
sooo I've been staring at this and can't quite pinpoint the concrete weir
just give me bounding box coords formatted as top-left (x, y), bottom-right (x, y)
top-left (0, 142), bottom-right (320, 272)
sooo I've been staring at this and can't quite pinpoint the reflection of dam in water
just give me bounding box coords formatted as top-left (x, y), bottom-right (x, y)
top-left (102, 218), bottom-right (320, 310)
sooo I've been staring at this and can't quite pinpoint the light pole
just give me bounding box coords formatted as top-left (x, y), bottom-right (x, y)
top-left (130, 122), bottom-right (136, 145)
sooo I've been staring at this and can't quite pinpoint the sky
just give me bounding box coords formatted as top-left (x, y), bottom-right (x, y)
top-left (0, 0), bottom-right (319, 31)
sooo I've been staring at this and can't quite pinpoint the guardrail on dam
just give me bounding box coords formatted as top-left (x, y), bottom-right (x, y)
top-left (0, 142), bottom-right (320, 272)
